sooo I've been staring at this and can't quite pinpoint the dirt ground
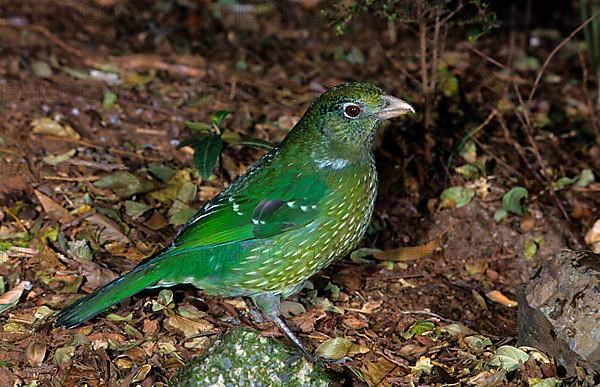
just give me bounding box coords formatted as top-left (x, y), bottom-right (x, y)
top-left (0, 1), bottom-right (598, 386)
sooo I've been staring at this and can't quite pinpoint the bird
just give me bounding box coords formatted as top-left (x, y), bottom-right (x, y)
top-left (55, 82), bottom-right (414, 359)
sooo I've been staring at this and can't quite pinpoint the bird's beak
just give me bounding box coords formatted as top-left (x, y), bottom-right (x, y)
top-left (376, 95), bottom-right (415, 120)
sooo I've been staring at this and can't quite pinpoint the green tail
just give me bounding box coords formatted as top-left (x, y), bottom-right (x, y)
top-left (56, 249), bottom-right (174, 328)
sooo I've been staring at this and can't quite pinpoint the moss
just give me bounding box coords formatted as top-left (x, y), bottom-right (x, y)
top-left (174, 328), bottom-right (331, 387)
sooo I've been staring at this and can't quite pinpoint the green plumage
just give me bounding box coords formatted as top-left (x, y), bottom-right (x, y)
top-left (56, 82), bottom-right (413, 357)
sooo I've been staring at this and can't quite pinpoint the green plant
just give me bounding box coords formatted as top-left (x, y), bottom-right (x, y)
top-left (178, 111), bottom-right (272, 179)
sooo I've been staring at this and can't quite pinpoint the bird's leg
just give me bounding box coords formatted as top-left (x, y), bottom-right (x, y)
top-left (252, 293), bottom-right (315, 362)
top-left (243, 296), bottom-right (264, 323)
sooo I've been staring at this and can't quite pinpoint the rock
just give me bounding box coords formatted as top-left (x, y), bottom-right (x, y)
top-left (174, 328), bottom-right (330, 386)
top-left (517, 250), bottom-right (600, 375)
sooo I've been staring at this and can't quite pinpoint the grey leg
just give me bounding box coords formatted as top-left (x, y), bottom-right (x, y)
top-left (252, 293), bottom-right (315, 362)
top-left (243, 296), bottom-right (264, 323)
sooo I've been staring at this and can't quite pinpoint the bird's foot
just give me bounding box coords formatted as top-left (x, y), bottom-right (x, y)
top-left (243, 296), bottom-right (264, 324)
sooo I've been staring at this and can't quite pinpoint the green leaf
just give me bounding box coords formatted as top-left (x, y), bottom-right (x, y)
top-left (103, 90), bottom-right (117, 109)
top-left (315, 337), bottom-right (353, 360)
top-left (147, 163), bottom-right (176, 183)
top-left (489, 345), bottom-right (529, 372)
top-left (552, 176), bottom-right (576, 191)
top-left (237, 135), bottom-right (274, 150)
top-left (440, 186), bottom-right (475, 208)
top-left (523, 237), bottom-right (544, 261)
top-left (152, 289), bottom-right (174, 312)
top-left (185, 121), bottom-right (211, 132)
top-left (191, 135), bottom-right (223, 179)
top-left (438, 65), bottom-right (459, 97)
top-left (494, 208), bottom-right (508, 222)
top-left (408, 320), bottom-right (436, 336)
top-left (574, 168), bottom-right (594, 188)
top-left (211, 110), bottom-right (232, 127)
top-left (455, 164), bottom-right (480, 180)
top-left (502, 187), bottom-right (528, 216)
top-left (40, 227), bottom-right (58, 244)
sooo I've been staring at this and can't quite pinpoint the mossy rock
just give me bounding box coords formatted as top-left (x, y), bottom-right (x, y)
top-left (174, 328), bottom-right (331, 386)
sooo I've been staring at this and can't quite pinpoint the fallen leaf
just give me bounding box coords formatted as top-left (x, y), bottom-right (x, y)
top-left (441, 323), bottom-right (477, 337)
top-left (85, 213), bottom-right (130, 245)
top-left (165, 315), bottom-right (214, 337)
top-left (315, 337), bottom-right (354, 360)
top-left (489, 345), bottom-right (529, 372)
top-left (53, 345), bottom-right (76, 366)
top-left (0, 281), bottom-right (31, 314)
top-left (398, 343), bottom-right (427, 359)
top-left (25, 341), bottom-right (47, 367)
top-left (280, 301), bottom-right (306, 318)
top-left (584, 219), bottom-right (600, 254)
top-left (486, 290), bottom-right (517, 307)
top-left (520, 212), bottom-right (535, 232)
top-left (42, 149), bottom-right (76, 166)
top-left (342, 314), bottom-right (368, 329)
top-left (374, 234), bottom-right (446, 261)
top-left (355, 357), bottom-right (404, 386)
top-left (440, 186), bottom-right (475, 208)
top-left (94, 171), bottom-right (156, 198)
top-left (76, 258), bottom-right (118, 291)
top-left (132, 364), bottom-right (152, 383)
top-left (31, 117), bottom-right (80, 139)
top-left (464, 335), bottom-right (493, 351)
top-left (34, 190), bottom-right (72, 223)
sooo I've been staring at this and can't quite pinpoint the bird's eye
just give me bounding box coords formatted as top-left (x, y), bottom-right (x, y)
top-left (343, 103), bottom-right (361, 118)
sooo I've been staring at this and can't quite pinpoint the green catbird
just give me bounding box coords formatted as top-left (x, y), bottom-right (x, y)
top-left (56, 82), bottom-right (414, 359)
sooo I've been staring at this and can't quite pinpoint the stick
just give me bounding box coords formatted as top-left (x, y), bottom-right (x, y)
top-left (527, 11), bottom-right (600, 104)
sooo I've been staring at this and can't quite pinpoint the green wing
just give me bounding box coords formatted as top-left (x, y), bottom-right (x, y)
top-left (173, 166), bottom-right (328, 249)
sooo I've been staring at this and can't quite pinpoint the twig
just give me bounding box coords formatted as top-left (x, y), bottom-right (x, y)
top-left (577, 47), bottom-right (600, 135)
top-left (527, 11), bottom-right (600, 104)
top-left (466, 43), bottom-right (512, 72)
top-left (398, 310), bottom-right (454, 324)
top-left (512, 85), bottom-right (581, 244)
top-left (43, 175), bottom-right (101, 182)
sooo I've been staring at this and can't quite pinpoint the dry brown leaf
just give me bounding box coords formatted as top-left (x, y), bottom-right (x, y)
top-left (105, 242), bottom-right (148, 262)
top-left (0, 281), bottom-right (31, 313)
top-left (343, 314), bottom-right (368, 329)
top-left (85, 214), bottom-right (130, 244)
top-left (486, 290), bottom-right (518, 307)
top-left (358, 357), bottom-right (405, 386)
top-left (520, 211), bottom-right (535, 232)
top-left (398, 343), bottom-right (428, 359)
top-left (76, 258), bottom-right (118, 291)
top-left (165, 315), bottom-right (214, 337)
top-left (34, 190), bottom-right (72, 223)
top-left (25, 341), bottom-right (47, 367)
top-left (374, 234), bottom-right (447, 262)
top-left (584, 219), bottom-right (600, 254)
top-left (31, 117), bottom-right (80, 139)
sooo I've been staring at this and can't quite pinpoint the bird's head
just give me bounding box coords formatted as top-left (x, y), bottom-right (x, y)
top-left (299, 82), bottom-right (414, 152)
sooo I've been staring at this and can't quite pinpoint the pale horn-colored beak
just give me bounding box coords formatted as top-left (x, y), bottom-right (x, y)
top-left (376, 95), bottom-right (415, 120)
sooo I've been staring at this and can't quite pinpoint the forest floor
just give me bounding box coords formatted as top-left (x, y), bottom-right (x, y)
top-left (0, 1), bottom-right (598, 386)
